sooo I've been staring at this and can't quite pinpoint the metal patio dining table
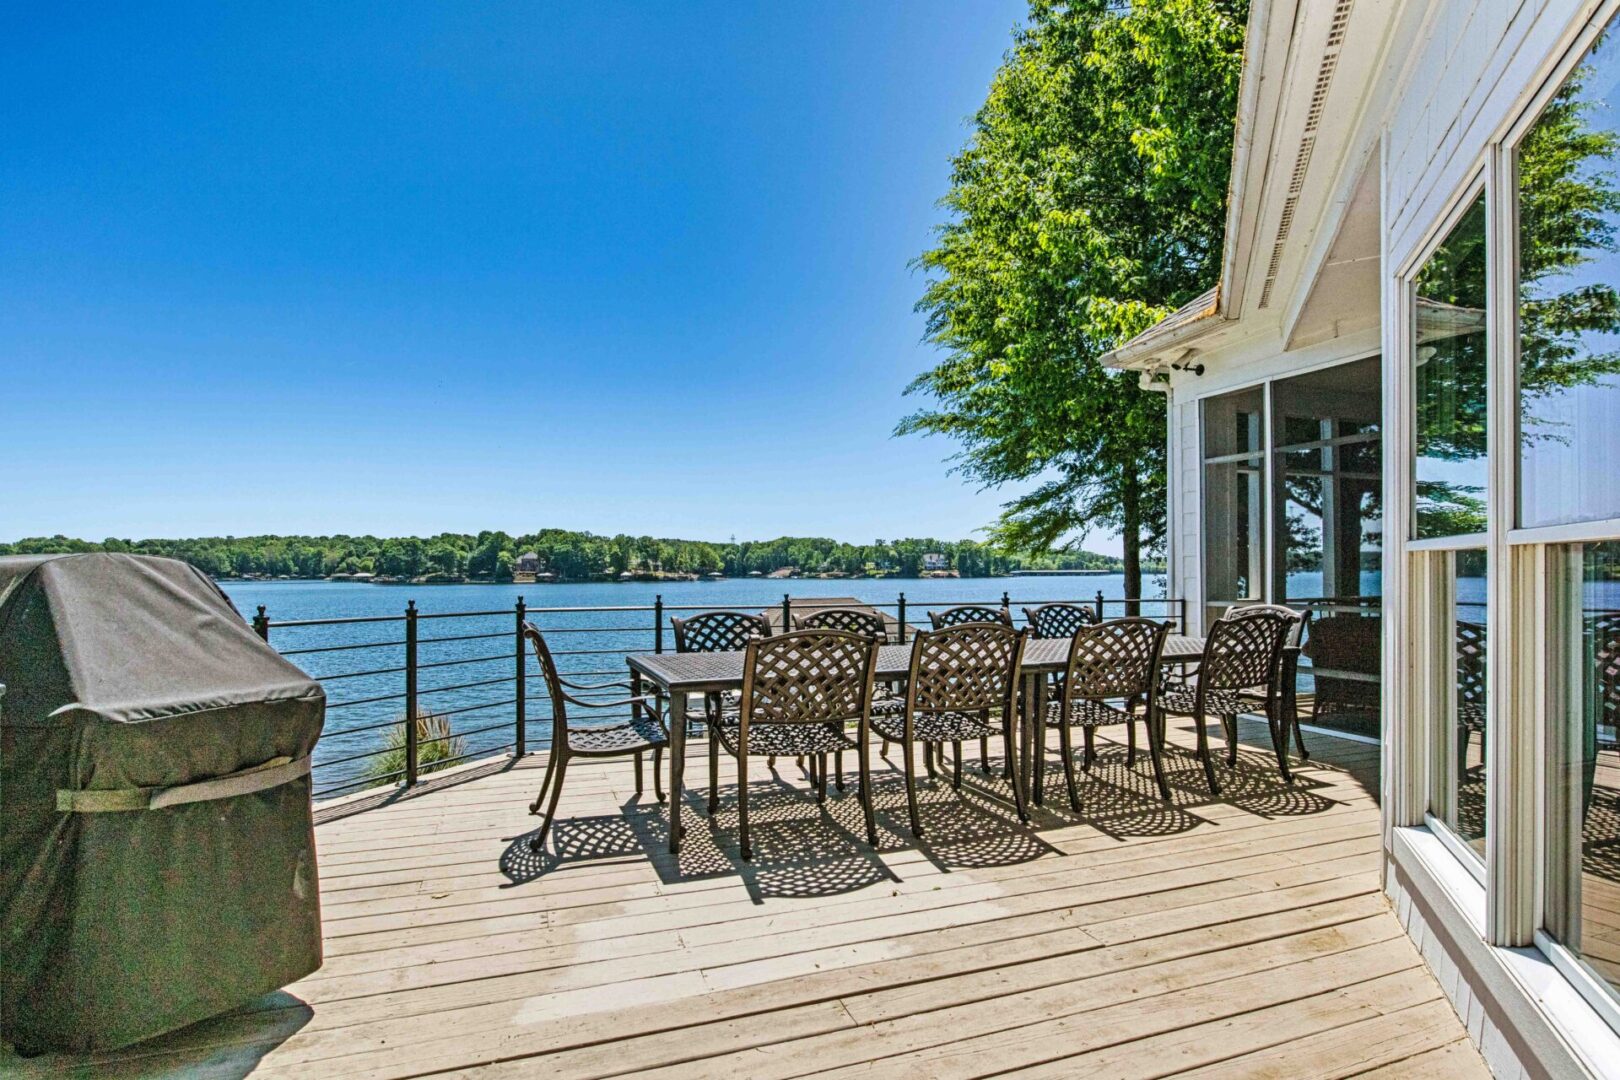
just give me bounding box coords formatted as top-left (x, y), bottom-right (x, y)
top-left (626, 633), bottom-right (1206, 854)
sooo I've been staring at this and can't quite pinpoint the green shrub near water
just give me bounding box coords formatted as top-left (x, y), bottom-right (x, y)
top-left (365, 711), bottom-right (465, 787)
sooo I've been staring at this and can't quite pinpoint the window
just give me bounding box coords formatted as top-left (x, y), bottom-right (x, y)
top-left (1546, 542), bottom-right (1620, 1007)
top-left (1414, 194), bottom-right (1490, 540)
top-left (1202, 387), bottom-right (1265, 627)
top-left (1518, 31), bottom-right (1620, 529)
top-left (1425, 547), bottom-right (1489, 863)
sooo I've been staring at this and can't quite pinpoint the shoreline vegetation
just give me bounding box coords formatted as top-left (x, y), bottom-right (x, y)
top-left (2, 530), bottom-right (1160, 584)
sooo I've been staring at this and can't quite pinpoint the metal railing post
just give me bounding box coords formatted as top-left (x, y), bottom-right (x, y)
top-left (897, 592), bottom-right (907, 643)
top-left (654, 594), bottom-right (664, 653)
top-left (782, 593), bottom-right (792, 634)
top-left (1000, 590), bottom-right (1010, 611)
top-left (253, 605), bottom-right (270, 641)
top-left (514, 596), bottom-right (527, 758)
top-left (404, 599), bottom-right (418, 787)
top-left (1095, 590), bottom-right (1105, 622)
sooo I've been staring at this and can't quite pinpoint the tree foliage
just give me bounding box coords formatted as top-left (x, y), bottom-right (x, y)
top-left (0, 529), bottom-right (1141, 581)
top-left (901, 0), bottom-right (1248, 597)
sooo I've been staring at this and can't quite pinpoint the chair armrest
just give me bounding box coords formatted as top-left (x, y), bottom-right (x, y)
top-left (561, 692), bottom-right (662, 711)
top-left (557, 676), bottom-right (636, 692)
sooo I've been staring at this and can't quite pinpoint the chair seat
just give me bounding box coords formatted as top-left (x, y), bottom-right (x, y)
top-left (712, 719), bottom-right (856, 757)
top-left (1157, 685), bottom-right (1252, 717)
top-left (869, 699), bottom-right (999, 743)
top-left (564, 715), bottom-right (668, 754)
top-left (1044, 697), bottom-right (1135, 728)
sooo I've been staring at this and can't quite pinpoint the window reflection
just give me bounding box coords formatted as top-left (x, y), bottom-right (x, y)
top-left (1519, 34), bottom-right (1620, 528)
top-left (1431, 548), bottom-right (1488, 858)
top-left (1414, 196), bottom-right (1489, 539)
top-left (1548, 542), bottom-right (1620, 1005)
top-left (1202, 388), bottom-right (1264, 628)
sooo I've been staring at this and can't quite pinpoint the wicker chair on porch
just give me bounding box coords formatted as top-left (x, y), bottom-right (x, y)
top-left (523, 625), bottom-right (667, 854)
top-left (869, 622), bottom-right (1029, 838)
top-left (709, 629), bottom-right (880, 860)
top-left (1035, 618), bottom-right (1170, 812)
top-left (1154, 604), bottom-right (1301, 795)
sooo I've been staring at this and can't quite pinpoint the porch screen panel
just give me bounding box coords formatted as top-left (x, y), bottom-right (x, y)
top-left (1413, 195), bottom-right (1489, 540)
top-left (1517, 32), bottom-right (1620, 529)
top-left (1202, 387), bottom-right (1265, 627)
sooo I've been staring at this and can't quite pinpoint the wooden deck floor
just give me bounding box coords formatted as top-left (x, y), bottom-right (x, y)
top-left (14, 718), bottom-right (1488, 1078)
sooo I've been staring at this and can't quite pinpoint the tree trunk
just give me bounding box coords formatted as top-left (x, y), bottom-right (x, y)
top-left (1121, 470), bottom-right (1141, 617)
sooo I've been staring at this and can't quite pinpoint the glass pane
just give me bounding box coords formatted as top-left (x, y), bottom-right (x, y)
top-left (1430, 548), bottom-right (1488, 859)
top-left (1547, 542), bottom-right (1620, 1005)
top-left (1518, 34), bottom-right (1620, 528)
top-left (1203, 388), bottom-right (1265, 626)
top-left (1414, 196), bottom-right (1490, 539)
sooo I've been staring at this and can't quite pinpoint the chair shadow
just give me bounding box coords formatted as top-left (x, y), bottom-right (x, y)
top-left (0, 991), bottom-right (314, 1079)
top-left (500, 718), bottom-right (1358, 896)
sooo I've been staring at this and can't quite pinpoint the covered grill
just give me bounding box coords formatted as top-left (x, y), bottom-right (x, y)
top-left (0, 553), bottom-right (325, 1054)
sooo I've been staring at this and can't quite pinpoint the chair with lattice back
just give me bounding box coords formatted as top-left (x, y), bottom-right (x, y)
top-left (1022, 603), bottom-right (1099, 639)
top-left (668, 610), bottom-right (769, 787)
top-left (709, 629), bottom-right (880, 859)
top-left (524, 624), bottom-right (668, 853)
top-left (1155, 604), bottom-right (1301, 794)
top-left (794, 607), bottom-right (899, 779)
top-left (1455, 619), bottom-right (1488, 778)
top-left (929, 605), bottom-right (1013, 630)
top-left (869, 622), bottom-right (1029, 838)
top-left (1034, 619), bottom-right (1170, 813)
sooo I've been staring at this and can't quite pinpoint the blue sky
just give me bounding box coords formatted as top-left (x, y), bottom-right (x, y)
top-left (3, 2), bottom-right (1113, 551)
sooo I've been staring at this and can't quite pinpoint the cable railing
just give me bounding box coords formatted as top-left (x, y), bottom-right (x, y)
top-left (253, 590), bottom-right (1190, 801)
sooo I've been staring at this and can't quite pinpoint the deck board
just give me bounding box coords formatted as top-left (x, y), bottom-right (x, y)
top-left (7, 718), bottom-right (1487, 1078)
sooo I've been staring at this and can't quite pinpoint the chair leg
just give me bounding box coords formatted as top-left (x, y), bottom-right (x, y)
top-left (924, 741), bottom-right (937, 779)
top-left (858, 739), bottom-right (878, 847)
top-left (881, 738), bottom-right (891, 760)
top-left (816, 754), bottom-right (828, 803)
top-left (1292, 712), bottom-right (1309, 760)
top-left (952, 740), bottom-right (963, 790)
top-left (653, 746), bottom-right (665, 803)
top-left (738, 754), bottom-right (752, 861)
top-left (529, 753), bottom-right (569, 852)
top-left (1268, 704), bottom-right (1295, 784)
top-left (634, 751), bottom-right (645, 798)
top-left (901, 738), bottom-right (923, 838)
top-left (1033, 719), bottom-right (1047, 807)
top-left (1146, 709), bottom-right (1172, 801)
top-left (980, 734), bottom-right (991, 775)
top-left (528, 746), bottom-right (560, 815)
top-left (835, 749), bottom-right (845, 793)
top-left (1223, 714), bottom-right (1239, 767)
top-left (708, 730), bottom-right (720, 814)
top-left (1082, 726), bottom-right (1096, 772)
top-left (1194, 709), bottom-right (1221, 795)
top-left (1006, 725), bottom-right (1029, 824)
top-left (1057, 721), bottom-right (1082, 814)
top-left (1126, 713), bottom-right (1137, 767)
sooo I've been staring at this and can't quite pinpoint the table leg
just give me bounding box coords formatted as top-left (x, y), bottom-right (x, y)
top-left (1020, 673), bottom-right (1037, 807)
top-left (668, 688), bottom-right (687, 855)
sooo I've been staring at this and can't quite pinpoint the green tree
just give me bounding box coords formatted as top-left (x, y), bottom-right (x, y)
top-left (901, 0), bottom-right (1247, 602)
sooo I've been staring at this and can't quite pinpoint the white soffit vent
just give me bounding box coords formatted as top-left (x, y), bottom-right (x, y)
top-left (1258, 0), bottom-right (1354, 310)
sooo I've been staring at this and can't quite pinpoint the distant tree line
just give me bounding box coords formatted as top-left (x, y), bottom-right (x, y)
top-left (0, 530), bottom-right (1142, 581)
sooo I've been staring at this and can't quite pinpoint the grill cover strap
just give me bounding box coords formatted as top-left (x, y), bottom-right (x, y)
top-left (56, 755), bottom-right (310, 812)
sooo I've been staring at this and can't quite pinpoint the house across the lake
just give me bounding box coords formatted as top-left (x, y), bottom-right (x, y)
top-left (1105, 0), bottom-right (1620, 1072)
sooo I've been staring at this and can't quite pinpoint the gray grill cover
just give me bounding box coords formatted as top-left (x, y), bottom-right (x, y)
top-left (0, 553), bottom-right (325, 1054)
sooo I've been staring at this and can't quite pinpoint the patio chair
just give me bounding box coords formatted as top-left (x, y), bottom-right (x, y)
top-left (1456, 619), bottom-right (1487, 777)
top-left (794, 607), bottom-right (897, 779)
top-left (1035, 618), bottom-right (1170, 812)
top-left (926, 605), bottom-right (1015, 774)
top-left (1154, 604), bottom-right (1301, 795)
top-left (1021, 602), bottom-right (1099, 639)
top-left (1022, 602), bottom-right (1104, 767)
top-left (524, 625), bottom-right (667, 853)
top-left (928, 604), bottom-right (1013, 629)
top-left (870, 622), bottom-right (1029, 838)
top-left (709, 629), bottom-right (880, 860)
top-left (671, 610), bottom-right (770, 783)
top-left (1302, 612), bottom-right (1380, 739)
